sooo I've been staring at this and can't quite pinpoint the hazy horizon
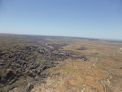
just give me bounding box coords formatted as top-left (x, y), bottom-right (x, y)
top-left (0, 0), bottom-right (122, 40)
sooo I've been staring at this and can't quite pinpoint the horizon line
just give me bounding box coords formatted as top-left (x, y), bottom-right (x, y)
top-left (0, 32), bottom-right (122, 42)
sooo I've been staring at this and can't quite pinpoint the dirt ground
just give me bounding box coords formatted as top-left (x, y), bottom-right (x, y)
top-left (32, 40), bottom-right (122, 92)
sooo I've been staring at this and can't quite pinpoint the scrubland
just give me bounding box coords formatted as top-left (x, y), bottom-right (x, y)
top-left (0, 34), bottom-right (122, 92)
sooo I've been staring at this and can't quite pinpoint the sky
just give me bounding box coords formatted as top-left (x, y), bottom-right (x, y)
top-left (0, 0), bottom-right (122, 40)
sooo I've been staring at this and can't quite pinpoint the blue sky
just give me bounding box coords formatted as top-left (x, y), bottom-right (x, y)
top-left (0, 0), bottom-right (122, 40)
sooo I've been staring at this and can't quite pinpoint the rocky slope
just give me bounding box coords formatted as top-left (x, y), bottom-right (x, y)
top-left (0, 35), bottom-right (87, 92)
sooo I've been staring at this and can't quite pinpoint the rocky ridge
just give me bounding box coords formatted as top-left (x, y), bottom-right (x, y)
top-left (0, 42), bottom-right (87, 92)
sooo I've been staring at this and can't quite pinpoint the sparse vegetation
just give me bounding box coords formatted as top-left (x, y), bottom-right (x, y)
top-left (0, 34), bottom-right (122, 92)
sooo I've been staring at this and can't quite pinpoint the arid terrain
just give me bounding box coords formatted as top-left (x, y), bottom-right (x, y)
top-left (0, 34), bottom-right (122, 92)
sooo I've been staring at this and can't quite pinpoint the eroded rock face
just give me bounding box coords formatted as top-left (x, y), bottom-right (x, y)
top-left (0, 42), bottom-right (88, 92)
